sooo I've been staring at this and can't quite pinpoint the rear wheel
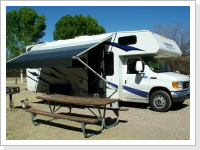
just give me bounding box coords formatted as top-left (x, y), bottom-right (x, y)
top-left (150, 90), bottom-right (172, 112)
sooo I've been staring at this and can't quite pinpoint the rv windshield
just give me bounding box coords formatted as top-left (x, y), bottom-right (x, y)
top-left (142, 57), bottom-right (170, 73)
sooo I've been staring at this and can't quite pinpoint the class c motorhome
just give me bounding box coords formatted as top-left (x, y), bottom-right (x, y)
top-left (7, 30), bottom-right (190, 112)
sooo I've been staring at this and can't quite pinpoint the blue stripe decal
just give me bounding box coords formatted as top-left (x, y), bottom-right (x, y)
top-left (106, 42), bottom-right (144, 52)
top-left (108, 82), bottom-right (118, 89)
top-left (29, 71), bottom-right (39, 76)
top-left (123, 85), bottom-right (148, 98)
top-left (108, 82), bottom-right (148, 98)
top-left (29, 71), bottom-right (51, 84)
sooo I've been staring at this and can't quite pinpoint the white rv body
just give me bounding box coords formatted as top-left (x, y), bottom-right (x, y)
top-left (13, 30), bottom-right (189, 112)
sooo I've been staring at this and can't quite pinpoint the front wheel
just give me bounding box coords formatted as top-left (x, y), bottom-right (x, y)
top-left (150, 91), bottom-right (172, 112)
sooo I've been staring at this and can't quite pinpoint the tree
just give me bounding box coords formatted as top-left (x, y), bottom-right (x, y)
top-left (6, 7), bottom-right (46, 59)
top-left (53, 14), bottom-right (106, 40)
top-left (151, 23), bottom-right (190, 75)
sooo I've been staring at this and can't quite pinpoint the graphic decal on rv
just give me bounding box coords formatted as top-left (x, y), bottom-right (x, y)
top-left (50, 67), bottom-right (71, 83)
top-left (28, 71), bottom-right (39, 77)
top-left (51, 67), bottom-right (68, 77)
top-left (108, 81), bottom-right (148, 98)
top-left (106, 42), bottom-right (144, 52)
top-left (40, 70), bottom-right (61, 79)
top-left (28, 71), bottom-right (51, 84)
top-left (108, 82), bottom-right (118, 89)
top-left (123, 85), bottom-right (148, 98)
top-left (72, 73), bottom-right (88, 81)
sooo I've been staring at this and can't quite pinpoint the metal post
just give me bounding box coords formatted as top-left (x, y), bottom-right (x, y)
top-left (9, 92), bottom-right (15, 111)
top-left (20, 69), bottom-right (23, 82)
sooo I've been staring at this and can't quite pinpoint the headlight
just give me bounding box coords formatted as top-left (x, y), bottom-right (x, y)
top-left (172, 82), bottom-right (183, 89)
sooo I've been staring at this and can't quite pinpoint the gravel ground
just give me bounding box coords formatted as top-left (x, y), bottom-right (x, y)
top-left (5, 77), bottom-right (190, 141)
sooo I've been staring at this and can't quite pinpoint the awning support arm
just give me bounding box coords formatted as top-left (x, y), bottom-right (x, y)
top-left (75, 56), bottom-right (118, 91)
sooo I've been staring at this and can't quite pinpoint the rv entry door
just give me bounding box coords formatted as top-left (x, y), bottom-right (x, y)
top-left (123, 57), bottom-right (149, 100)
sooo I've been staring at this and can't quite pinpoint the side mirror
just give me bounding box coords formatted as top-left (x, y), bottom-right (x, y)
top-left (136, 61), bottom-right (143, 73)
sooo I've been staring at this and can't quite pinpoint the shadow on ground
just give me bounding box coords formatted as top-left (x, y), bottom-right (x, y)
top-left (119, 101), bottom-right (189, 112)
top-left (170, 103), bottom-right (189, 111)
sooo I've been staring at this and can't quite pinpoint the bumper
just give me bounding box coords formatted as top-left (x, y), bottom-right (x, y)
top-left (171, 89), bottom-right (190, 102)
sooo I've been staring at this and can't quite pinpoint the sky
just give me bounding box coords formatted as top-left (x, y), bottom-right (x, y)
top-left (6, 5), bottom-right (190, 42)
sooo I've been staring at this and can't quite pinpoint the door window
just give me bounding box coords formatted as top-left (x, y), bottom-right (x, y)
top-left (105, 52), bottom-right (114, 76)
top-left (127, 58), bottom-right (143, 74)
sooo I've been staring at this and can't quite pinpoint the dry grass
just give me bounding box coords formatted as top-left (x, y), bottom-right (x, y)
top-left (5, 77), bottom-right (190, 141)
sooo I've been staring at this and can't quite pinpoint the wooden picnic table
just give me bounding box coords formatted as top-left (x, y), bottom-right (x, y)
top-left (36, 94), bottom-right (119, 106)
top-left (26, 94), bottom-right (128, 138)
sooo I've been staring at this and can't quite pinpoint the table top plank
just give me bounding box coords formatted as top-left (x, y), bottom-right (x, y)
top-left (36, 95), bottom-right (119, 106)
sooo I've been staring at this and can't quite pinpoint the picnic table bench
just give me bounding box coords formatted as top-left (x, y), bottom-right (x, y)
top-left (25, 94), bottom-right (128, 138)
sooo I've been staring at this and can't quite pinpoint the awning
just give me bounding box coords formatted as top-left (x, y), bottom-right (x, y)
top-left (6, 33), bottom-right (114, 69)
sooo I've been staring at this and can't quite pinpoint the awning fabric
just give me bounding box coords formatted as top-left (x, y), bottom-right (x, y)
top-left (6, 33), bottom-right (114, 69)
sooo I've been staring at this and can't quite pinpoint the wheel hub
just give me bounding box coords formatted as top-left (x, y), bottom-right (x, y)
top-left (154, 95), bottom-right (166, 108)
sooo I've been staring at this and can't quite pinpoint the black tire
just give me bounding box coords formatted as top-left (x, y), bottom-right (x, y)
top-left (150, 90), bottom-right (172, 112)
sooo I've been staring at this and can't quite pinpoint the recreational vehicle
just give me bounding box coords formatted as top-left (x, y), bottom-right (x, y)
top-left (7, 30), bottom-right (190, 112)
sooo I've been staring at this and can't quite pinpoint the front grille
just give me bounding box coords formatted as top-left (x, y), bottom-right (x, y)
top-left (182, 81), bottom-right (190, 89)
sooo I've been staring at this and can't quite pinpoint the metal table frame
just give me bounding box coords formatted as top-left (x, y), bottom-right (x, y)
top-left (34, 95), bottom-right (120, 137)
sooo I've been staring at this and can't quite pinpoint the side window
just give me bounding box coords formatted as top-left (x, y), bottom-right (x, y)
top-left (118, 35), bottom-right (137, 45)
top-left (105, 52), bottom-right (114, 76)
top-left (127, 58), bottom-right (143, 74)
